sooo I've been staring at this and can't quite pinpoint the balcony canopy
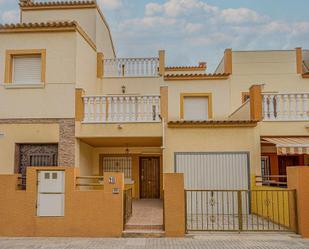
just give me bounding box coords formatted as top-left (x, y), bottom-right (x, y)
top-left (262, 137), bottom-right (309, 155)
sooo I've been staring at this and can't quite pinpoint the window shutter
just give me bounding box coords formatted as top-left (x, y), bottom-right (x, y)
top-left (12, 55), bottom-right (42, 84)
top-left (184, 96), bottom-right (209, 120)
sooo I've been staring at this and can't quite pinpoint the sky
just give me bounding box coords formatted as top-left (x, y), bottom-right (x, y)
top-left (1, 0), bottom-right (309, 71)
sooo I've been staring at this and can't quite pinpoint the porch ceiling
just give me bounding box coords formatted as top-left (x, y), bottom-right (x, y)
top-left (80, 137), bottom-right (162, 147)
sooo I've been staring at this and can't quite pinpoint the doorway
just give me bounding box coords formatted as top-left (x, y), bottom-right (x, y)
top-left (140, 157), bottom-right (160, 199)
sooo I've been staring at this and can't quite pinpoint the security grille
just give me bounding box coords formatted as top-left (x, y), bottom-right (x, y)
top-left (102, 157), bottom-right (132, 179)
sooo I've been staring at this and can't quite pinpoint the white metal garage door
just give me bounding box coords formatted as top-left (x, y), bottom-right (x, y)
top-left (175, 152), bottom-right (250, 190)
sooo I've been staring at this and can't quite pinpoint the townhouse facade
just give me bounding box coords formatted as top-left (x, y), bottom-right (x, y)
top-left (0, 0), bottom-right (309, 238)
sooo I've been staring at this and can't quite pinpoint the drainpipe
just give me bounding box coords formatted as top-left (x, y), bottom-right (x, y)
top-left (161, 117), bottom-right (166, 150)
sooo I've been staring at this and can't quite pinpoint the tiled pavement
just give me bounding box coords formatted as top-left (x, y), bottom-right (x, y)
top-left (0, 234), bottom-right (309, 249)
top-left (126, 199), bottom-right (163, 229)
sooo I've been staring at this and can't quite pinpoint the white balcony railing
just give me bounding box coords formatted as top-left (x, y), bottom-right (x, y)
top-left (262, 93), bottom-right (309, 121)
top-left (83, 95), bottom-right (161, 123)
top-left (104, 58), bottom-right (159, 77)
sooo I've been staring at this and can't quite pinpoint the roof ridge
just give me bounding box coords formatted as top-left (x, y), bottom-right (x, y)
top-left (0, 21), bottom-right (78, 29)
top-left (19, 1), bottom-right (96, 7)
top-left (165, 72), bottom-right (229, 77)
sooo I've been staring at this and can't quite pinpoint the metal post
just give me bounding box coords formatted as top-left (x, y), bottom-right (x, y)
top-left (237, 190), bottom-right (243, 231)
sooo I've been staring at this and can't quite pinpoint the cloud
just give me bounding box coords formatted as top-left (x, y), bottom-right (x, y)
top-left (1, 10), bottom-right (19, 23)
top-left (113, 1), bottom-right (309, 69)
top-left (98, 0), bottom-right (123, 10)
top-left (184, 23), bottom-right (203, 33)
top-left (145, 0), bottom-right (218, 17)
top-left (219, 8), bottom-right (266, 24)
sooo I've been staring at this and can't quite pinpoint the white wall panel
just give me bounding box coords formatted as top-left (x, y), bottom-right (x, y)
top-left (175, 152), bottom-right (250, 190)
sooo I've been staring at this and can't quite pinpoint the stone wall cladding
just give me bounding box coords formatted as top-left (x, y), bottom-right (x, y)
top-left (58, 119), bottom-right (75, 166)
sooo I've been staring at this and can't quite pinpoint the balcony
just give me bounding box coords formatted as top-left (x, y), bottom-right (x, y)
top-left (82, 95), bottom-right (161, 123)
top-left (104, 57), bottom-right (159, 77)
top-left (262, 93), bottom-right (309, 121)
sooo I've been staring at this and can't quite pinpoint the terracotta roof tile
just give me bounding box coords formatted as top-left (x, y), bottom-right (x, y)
top-left (19, 1), bottom-right (96, 7)
top-left (164, 73), bottom-right (230, 81)
top-left (0, 21), bottom-right (77, 30)
top-left (168, 120), bottom-right (258, 127)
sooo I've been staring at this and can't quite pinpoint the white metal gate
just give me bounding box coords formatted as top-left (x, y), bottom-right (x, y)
top-left (37, 171), bottom-right (65, 217)
top-left (175, 152), bottom-right (250, 190)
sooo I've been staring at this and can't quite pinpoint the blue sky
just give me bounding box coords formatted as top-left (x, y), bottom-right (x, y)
top-left (1, 0), bottom-right (309, 71)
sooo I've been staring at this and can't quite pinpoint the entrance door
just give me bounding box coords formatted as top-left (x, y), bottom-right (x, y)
top-left (140, 157), bottom-right (160, 199)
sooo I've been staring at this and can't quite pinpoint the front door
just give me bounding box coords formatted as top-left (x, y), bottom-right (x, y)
top-left (140, 157), bottom-right (160, 199)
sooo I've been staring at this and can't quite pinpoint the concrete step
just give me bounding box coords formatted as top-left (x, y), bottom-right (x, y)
top-left (125, 224), bottom-right (164, 230)
top-left (122, 229), bottom-right (165, 238)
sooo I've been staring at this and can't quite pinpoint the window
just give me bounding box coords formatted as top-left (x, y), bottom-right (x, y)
top-left (180, 93), bottom-right (212, 120)
top-left (102, 157), bottom-right (132, 179)
top-left (261, 156), bottom-right (270, 176)
top-left (5, 49), bottom-right (46, 84)
top-left (12, 55), bottom-right (42, 84)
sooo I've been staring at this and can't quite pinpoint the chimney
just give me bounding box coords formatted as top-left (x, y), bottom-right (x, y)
top-left (198, 62), bottom-right (207, 69)
top-left (19, 0), bottom-right (32, 6)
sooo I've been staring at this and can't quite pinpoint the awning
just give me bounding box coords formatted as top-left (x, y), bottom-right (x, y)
top-left (262, 137), bottom-right (309, 155)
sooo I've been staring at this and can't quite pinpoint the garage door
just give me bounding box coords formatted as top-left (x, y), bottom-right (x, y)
top-left (175, 152), bottom-right (250, 190)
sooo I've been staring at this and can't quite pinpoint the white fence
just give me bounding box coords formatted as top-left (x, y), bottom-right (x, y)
top-left (83, 95), bottom-right (160, 123)
top-left (104, 58), bottom-right (159, 77)
top-left (263, 93), bottom-right (309, 121)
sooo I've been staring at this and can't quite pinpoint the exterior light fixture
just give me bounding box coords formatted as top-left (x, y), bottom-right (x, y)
top-left (121, 85), bottom-right (126, 94)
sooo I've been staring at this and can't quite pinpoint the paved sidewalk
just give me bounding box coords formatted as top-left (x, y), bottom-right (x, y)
top-left (0, 233), bottom-right (308, 249)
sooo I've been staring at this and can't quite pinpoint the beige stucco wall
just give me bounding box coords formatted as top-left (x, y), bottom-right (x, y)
top-left (229, 100), bottom-right (250, 120)
top-left (259, 122), bottom-right (309, 136)
top-left (95, 11), bottom-right (115, 58)
top-left (0, 123), bottom-right (59, 174)
top-left (78, 140), bottom-right (94, 176)
top-left (163, 126), bottom-right (261, 176)
top-left (100, 77), bottom-right (163, 95)
top-left (0, 32), bottom-right (76, 118)
top-left (21, 8), bottom-right (115, 59)
top-left (21, 8), bottom-right (97, 43)
top-left (230, 50), bottom-right (309, 112)
top-left (75, 122), bottom-right (162, 138)
top-left (75, 33), bottom-right (97, 94)
top-left (167, 79), bottom-right (231, 120)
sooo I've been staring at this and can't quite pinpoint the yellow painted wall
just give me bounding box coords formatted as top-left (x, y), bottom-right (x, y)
top-left (101, 77), bottom-right (163, 95)
top-left (78, 140), bottom-right (94, 176)
top-left (0, 32), bottom-right (76, 118)
top-left (0, 167), bottom-right (124, 237)
top-left (258, 122), bottom-right (309, 136)
top-left (75, 121), bottom-right (162, 138)
top-left (167, 79), bottom-right (231, 120)
top-left (230, 50), bottom-right (309, 112)
top-left (0, 123), bottom-right (59, 174)
top-left (251, 175), bottom-right (295, 230)
top-left (75, 32), bottom-right (97, 94)
top-left (95, 11), bottom-right (115, 58)
top-left (21, 8), bottom-right (97, 42)
top-left (164, 126), bottom-right (261, 176)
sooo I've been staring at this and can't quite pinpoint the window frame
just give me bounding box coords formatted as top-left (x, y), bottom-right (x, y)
top-left (180, 93), bottom-right (213, 120)
top-left (4, 49), bottom-right (46, 84)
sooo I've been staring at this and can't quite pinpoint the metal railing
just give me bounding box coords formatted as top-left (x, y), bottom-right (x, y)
top-left (104, 57), bottom-right (159, 77)
top-left (255, 175), bottom-right (287, 188)
top-left (123, 188), bottom-right (133, 227)
top-left (262, 93), bottom-right (309, 121)
top-left (76, 176), bottom-right (104, 189)
top-left (83, 95), bottom-right (161, 123)
top-left (185, 189), bottom-right (297, 232)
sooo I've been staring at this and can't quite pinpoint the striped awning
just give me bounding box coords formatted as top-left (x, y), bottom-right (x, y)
top-left (262, 137), bottom-right (309, 155)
